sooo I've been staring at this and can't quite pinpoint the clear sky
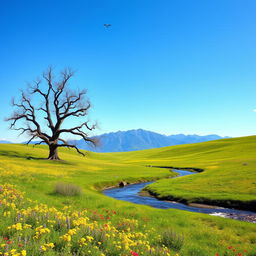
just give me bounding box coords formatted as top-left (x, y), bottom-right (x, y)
top-left (1, 0), bottom-right (256, 142)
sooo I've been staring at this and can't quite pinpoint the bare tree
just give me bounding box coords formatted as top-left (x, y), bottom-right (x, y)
top-left (6, 67), bottom-right (97, 160)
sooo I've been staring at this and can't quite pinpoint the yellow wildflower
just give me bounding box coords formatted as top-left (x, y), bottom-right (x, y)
top-left (21, 251), bottom-right (26, 256)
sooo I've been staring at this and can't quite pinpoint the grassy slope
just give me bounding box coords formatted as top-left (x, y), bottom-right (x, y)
top-left (118, 135), bottom-right (256, 206)
top-left (0, 138), bottom-right (255, 255)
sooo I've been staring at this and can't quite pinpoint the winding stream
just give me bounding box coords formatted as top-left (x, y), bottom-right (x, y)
top-left (103, 170), bottom-right (256, 223)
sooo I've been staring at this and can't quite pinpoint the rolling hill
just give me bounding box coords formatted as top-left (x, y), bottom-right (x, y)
top-left (118, 135), bottom-right (256, 210)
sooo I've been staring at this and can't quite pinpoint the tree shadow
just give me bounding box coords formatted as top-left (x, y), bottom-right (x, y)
top-left (0, 150), bottom-right (33, 160)
top-left (26, 156), bottom-right (74, 165)
top-left (26, 156), bottom-right (49, 160)
top-left (0, 150), bottom-right (74, 165)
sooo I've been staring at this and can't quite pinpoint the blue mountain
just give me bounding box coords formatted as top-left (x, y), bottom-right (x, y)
top-left (0, 140), bottom-right (12, 144)
top-left (70, 129), bottom-right (229, 152)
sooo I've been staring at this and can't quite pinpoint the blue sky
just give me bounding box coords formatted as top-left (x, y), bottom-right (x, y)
top-left (0, 0), bottom-right (256, 142)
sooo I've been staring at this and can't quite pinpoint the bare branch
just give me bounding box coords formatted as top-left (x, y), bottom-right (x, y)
top-left (58, 121), bottom-right (95, 134)
top-left (13, 127), bottom-right (35, 137)
top-left (57, 143), bottom-right (86, 156)
top-left (61, 102), bottom-right (91, 119)
top-left (26, 135), bottom-right (37, 145)
top-left (58, 138), bottom-right (67, 144)
top-left (33, 141), bottom-right (45, 147)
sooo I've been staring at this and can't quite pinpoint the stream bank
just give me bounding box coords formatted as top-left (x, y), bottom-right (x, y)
top-left (145, 166), bottom-right (256, 212)
top-left (103, 169), bottom-right (256, 223)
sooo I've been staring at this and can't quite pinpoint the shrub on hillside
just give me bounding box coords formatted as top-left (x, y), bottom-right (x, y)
top-left (54, 182), bottom-right (82, 196)
top-left (161, 229), bottom-right (184, 251)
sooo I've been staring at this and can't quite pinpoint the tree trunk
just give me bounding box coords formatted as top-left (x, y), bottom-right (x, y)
top-left (48, 144), bottom-right (60, 160)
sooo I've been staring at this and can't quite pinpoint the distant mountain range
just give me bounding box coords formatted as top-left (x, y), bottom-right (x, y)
top-left (0, 129), bottom-right (229, 152)
top-left (69, 129), bottom-right (229, 152)
top-left (0, 140), bottom-right (12, 144)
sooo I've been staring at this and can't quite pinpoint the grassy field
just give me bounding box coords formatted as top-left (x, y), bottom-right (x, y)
top-left (0, 136), bottom-right (255, 255)
top-left (120, 135), bottom-right (256, 209)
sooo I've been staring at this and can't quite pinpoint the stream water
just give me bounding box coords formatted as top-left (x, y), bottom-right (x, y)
top-left (103, 170), bottom-right (256, 222)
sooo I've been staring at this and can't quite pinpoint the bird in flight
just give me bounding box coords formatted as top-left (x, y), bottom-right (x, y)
top-left (104, 24), bottom-right (112, 28)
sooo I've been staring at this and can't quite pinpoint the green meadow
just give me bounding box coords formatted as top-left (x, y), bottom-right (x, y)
top-left (124, 135), bottom-right (256, 209)
top-left (0, 135), bottom-right (255, 255)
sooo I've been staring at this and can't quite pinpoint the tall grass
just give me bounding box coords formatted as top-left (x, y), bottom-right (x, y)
top-left (54, 182), bottom-right (82, 196)
top-left (160, 229), bottom-right (184, 251)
